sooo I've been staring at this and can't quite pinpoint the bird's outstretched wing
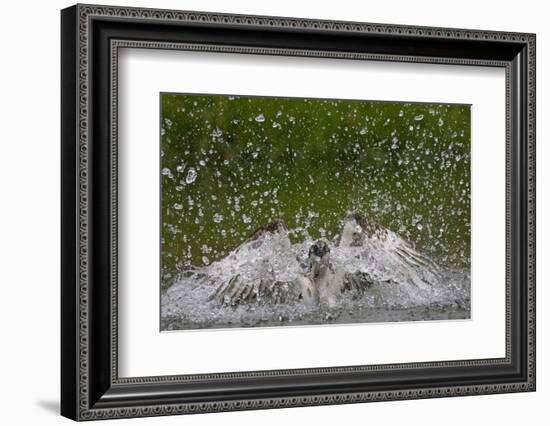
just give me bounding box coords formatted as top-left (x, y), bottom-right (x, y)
top-left (207, 219), bottom-right (300, 305)
top-left (338, 212), bottom-right (440, 288)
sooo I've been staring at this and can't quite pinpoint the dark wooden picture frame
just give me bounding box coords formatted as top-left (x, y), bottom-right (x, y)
top-left (61, 4), bottom-right (536, 421)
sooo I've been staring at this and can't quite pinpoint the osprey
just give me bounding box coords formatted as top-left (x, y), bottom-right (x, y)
top-left (207, 213), bottom-right (440, 306)
top-left (294, 240), bottom-right (345, 307)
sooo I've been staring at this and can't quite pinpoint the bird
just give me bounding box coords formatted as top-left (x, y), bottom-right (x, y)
top-left (294, 240), bottom-right (345, 307)
top-left (206, 213), bottom-right (441, 306)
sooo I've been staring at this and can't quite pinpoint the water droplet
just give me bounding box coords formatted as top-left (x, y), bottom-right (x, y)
top-left (202, 256), bottom-right (210, 265)
top-left (242, 214), bottom-right (252, 224)
top-left (359, 127), bottom-right (368, 135)
top-left (211, 128), bottom-right (222, 138)
top-left (186, 168), bottom-right (197, 184)
top-left (399, 110), bottom-right (404, 117)
top-left (414, 114), bottom-right (424, 121)
top-left (416, 223), bottom-right (424, 231)
top-left (176, 164), bottom-right (185, 173)
top-left (438, 118), bottom-right (445, 127)
top-left (199, 160), bottom-right (206, 166)
top-left (213, 213), bottom-right (224, 223)
top-left (412, 214), bottom-right (423, 225)
top-left (173, 203), bottom-right (183, 210)
top-left (255, 113), bottom-right (265, 123)
top-left (161, 168), bottom-right (171, 176)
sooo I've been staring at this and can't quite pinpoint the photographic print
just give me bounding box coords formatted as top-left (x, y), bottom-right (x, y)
top-left (160, 93), bottom-right (471, 331)
top-left (61, 7), bottom-right (536, 417)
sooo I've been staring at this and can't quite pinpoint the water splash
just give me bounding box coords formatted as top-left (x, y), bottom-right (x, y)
top-left (161, 220), bottom-right (470, 330)
top-left (185, 168), bottom-right (198, 184)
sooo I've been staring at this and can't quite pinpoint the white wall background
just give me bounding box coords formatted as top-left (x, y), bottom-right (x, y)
top-left (0, 0), bottom-right (546, 424)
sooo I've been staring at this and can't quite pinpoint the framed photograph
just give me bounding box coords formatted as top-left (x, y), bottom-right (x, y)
top-left (61, 4), bottom-right (536, 421)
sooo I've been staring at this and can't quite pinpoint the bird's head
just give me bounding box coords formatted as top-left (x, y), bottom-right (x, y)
top-left (309, 240), bottom-right (330, 261)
